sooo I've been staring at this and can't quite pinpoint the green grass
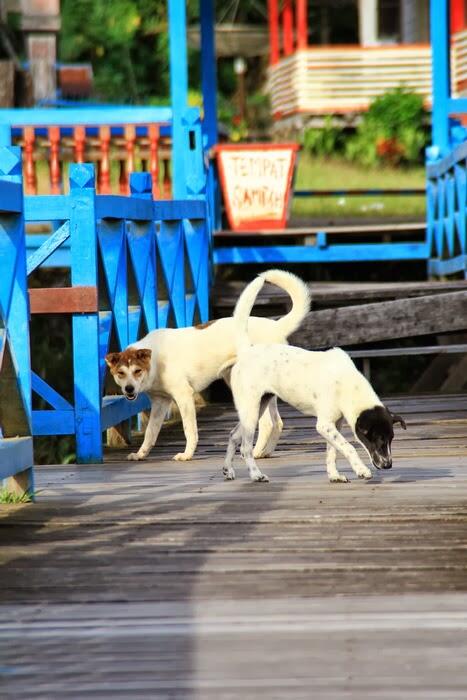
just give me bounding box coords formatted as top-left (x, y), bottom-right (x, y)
top-left (0, 488), bottom-right (34, 504)
top-left (292, 154), bottom-right (426, 220)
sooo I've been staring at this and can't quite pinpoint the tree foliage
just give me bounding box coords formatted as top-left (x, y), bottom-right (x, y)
top-left (60, 0), bottom-right (175, 102)
top-left (60, 0), bottom-right (268, 104)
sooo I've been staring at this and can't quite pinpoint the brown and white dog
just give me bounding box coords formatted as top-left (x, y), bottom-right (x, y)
top-left (105, 269), bottom-right (311, 462)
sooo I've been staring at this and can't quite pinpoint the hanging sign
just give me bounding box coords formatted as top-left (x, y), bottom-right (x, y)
top-left (214, 143), bottom-right (299, 231)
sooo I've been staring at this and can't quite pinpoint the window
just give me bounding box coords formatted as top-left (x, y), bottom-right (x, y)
top-left (308, 0), bottom-right (359, 45)
top-left (378, 0), bottom-right (401, 43)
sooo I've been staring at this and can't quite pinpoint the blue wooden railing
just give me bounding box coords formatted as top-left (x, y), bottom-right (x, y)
top-left (26, 164), bottom-right (210, 463)
top-left (0, 146), bottom-right (34, 497)
top-left (0, 105), bottom-right (211, 466)
top-left (426, 140), bottom-right (467, 277)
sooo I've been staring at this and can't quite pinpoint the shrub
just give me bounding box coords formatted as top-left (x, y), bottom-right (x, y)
top-left (345, 88), bottom-right (428, 167)
top-left (303, 117), bottom-right (344, 157)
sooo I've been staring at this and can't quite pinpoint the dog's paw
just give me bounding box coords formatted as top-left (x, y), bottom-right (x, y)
top-left (223, 466), bottom-right (236, 481)
top-left (329, 474), bottom-right (349, 483)
top-left (173, 451), bottom-right (194, 462)
top-left (357, 467), bottom-right (373, 480)
top-left (251, 473), bottom-right (269, 483)
top-left (253, 447), bottom-right (269, 459)
top-left (127, 452), bottom-right (145, 461)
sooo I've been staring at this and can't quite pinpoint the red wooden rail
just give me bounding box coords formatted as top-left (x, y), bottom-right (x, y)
top-left (16, 124), bottom-right (172, 198)
top-left (29, 287), bottom-right (98, 314)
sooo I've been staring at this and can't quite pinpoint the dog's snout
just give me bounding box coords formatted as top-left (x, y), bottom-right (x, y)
top-left (374, 458), bottom-right (392, 470)
top-left (125, 384), bottom-right (135, 394)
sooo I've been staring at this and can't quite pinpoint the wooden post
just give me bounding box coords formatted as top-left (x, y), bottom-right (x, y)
top-left (48, 126), bottom-right (61, 194)
top-left (268, 0), bottom-right (280, 64)
top-left (23, 127), bottom-right (37, 195)
top-left (73, 126), bottom-right (86, 163)
top-left (0, 145), bottom-right (34, 497)
top-left (451, 0), bottom-right (465, 32)
top-left (168, 0), bottom-right (188, 198)
top-left (358, 0), bottom-right (378, 46)
top-left (148, 124), bottom-right (160, 198)
top-left (282, 0), bottom-right (294, 56)
top-left (69, 163), bottom-right (102, 463)
top-left (98, 126), bottom-right (111, 194)
top-left (296, 0), bottom-right (308, 50)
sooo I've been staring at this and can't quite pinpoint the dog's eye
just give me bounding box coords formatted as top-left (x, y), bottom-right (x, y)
top-left (134, 369), bottom-right (142, 376)
top-left (117, 372), bottom-right (125, 379)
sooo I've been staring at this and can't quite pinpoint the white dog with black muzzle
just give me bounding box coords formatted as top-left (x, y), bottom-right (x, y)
top-left (220, 276), bottom-right (406, 483)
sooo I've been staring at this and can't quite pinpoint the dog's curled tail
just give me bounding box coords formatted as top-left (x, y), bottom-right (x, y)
top-left (232, 269), bottom-right (311, 354)
top-left (232, 275), bottom-right (266, 354)
top-left (259, 269), bottom-right (311, 337)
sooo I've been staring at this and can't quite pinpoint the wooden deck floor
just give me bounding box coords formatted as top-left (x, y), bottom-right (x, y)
top-left (1, 395), bottom-right (467, 698)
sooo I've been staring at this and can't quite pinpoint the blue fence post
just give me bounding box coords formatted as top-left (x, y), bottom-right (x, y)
top-left (129, 172), bottom-right (157, 333)
top-left (168, 0), bottom-right (188, 198)
top-left (183, 108), bottom-right (207, 200)
top-left (200, 0), bottom-right (218, 151)
top-left (69, 163), bottom-right (102, 463)
top-left (430, 0), bottom-right (451, 155)
top-left (0, 124), bottom-right (11, 146)
top-left (0, 145), bottom-right (34, 496)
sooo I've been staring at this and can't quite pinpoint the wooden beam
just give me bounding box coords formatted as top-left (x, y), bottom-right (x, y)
top-left (282, 0), bottom-right (294, 56)
top-left (29, 286), bottom-right (98, 314)
top-left (268, 0), bottom-right (280, 64)
top-left (451, 0), bottom-right (465, 33)
top-left (290, 290), bottom-right (467, 349)
top-left (296, 0), bottom-right (307, 50)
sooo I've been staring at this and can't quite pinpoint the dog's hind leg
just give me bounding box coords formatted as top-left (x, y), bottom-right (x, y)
top-left (223, 422), bottom-right (242, 480)
top-left (172, 383), bottom-right (198, 461)
top-left (254, 395), bottom-right (283, 459)
top-left (316, 419), bottom-right (372, 480)
top-left (238, 398), bottom-right (270, 482)
top-left (127, 396), bottom-right (171, 461)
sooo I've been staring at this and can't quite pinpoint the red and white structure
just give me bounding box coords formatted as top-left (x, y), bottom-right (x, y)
top-left (267, 0), bottom-right (467, 124)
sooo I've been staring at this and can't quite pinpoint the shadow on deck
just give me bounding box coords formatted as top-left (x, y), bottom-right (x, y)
top-left (1, 395), bottom-right (467, 698)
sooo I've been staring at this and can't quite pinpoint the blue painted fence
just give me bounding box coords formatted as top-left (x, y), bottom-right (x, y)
top-left (0, 147), bottom-right (34, 496)
top-left (0, 112), bottom-right (210, 464)
top-left (26, 163), bottom-right (210, 463)
top-left (426, 139), bottom-right (467, 277)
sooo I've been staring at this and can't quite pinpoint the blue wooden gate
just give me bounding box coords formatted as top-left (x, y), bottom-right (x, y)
top-left (0, 146), bottom-right (34, 497)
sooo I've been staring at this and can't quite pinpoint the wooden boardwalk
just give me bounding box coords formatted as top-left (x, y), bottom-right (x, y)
top-left (1, 395), bottom-right (467, 698)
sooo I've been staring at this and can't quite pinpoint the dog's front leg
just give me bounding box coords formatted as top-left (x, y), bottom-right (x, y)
top-left (172, 384), bottom-right (198, 461)
top-left (316, 420), bottom-right (372, 480)
top-left (127, 397), bottom-right (171, 461)
top-left (326, 444), bottom-right (349, 483)
top-left (325, 418), bottom-right (348, 483)
top-left (241, 429), bottom-right (269, 482)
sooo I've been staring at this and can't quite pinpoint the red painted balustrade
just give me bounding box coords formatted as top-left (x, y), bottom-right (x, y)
top-left (15, 124), bottom-right (172, 197)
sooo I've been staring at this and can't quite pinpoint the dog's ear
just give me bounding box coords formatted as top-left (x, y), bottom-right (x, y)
top-left (105, 352), bottom-right (121, 368)
top-left (391, 412), bottom-right (407, 430)
top-left (135, 349), bottom-right (152, 363)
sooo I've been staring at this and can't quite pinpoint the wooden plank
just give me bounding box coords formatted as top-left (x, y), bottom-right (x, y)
top-left (214, 221), bottom-right (426, 237)
top-left (291, 290), bottom-right (467, 348)
top-left (214, 241), bottom-right (428, 265)
top-left (0, 436), bottom-right (33, 480)
top-left (28, 286), bottom-right (98, 314)
top-left (1, 397), bottom-right (467, 698)
top-left (26, 221), bottom-right (70, 275)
